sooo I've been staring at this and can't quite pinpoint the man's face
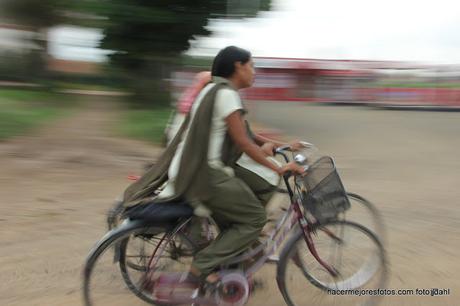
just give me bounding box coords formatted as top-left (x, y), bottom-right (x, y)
top-left (235, 59), bottom-right (255, 89)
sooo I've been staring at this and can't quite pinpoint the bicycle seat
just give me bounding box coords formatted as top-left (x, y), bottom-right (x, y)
top-left (126, 199), bottom-right (194, 224)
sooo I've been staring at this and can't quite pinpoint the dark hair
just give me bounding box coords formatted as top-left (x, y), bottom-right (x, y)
top-left (211, 46), bottom-right (251, 78)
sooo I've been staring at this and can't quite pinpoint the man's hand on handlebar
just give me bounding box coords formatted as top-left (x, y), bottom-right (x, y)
top-left (289, 140), bottom-right (315, 151)
top-left (277, 161), bottom-right (306, 176)
top-left (288, 140), bottom-right (305, 151)
top-left (273, 140), bottom-right (314, 177)
top-left (274, 140), bottom-right (314, 153)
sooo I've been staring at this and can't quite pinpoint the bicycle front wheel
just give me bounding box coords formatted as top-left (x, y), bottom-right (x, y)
top-left (276, 220), bottom-right (388, 306)
top-left (344, 192), bottom-right (386, 242)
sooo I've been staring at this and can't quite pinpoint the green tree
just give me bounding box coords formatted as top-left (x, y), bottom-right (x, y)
top-left (0, 0), bottom-right (106, 81)
top-left (97, 0), bottom-right (272, 106)
top-left (1, 0), bottom-right (271, 102)
top-left (0, 0), bottom-right (65, 80)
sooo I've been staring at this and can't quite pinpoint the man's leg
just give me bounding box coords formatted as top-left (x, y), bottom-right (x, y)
top-left (191, 170), bottom-right (266, 277)
top-left (234, 165), bottom-right (276, 207)
top-left (233, 165), bottom-right (279, 241)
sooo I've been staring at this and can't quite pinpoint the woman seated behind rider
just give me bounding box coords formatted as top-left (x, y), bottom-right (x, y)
top-left (124, 46), bottom-right (305, 286)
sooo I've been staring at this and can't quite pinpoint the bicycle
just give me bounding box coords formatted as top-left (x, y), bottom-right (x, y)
top-left (106, 145), bottom-right (386, 276)
top-left (84, 145), bottom-right (388, 306)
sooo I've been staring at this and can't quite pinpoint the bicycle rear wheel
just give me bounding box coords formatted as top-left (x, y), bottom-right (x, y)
top-left (83, 219), bottom-right (193, 306)
top-left (118, 219), bottom-right (200, 304)
top-left (118, 228), bottom-right (169, 304)
top-left (276, 220), bottom-right (388, 306)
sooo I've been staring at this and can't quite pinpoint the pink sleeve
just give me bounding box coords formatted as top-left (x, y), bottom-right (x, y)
top-left (177, 86), bottom-right (198, 114)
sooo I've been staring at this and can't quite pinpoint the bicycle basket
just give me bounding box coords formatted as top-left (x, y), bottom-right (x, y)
top-left (300, 156), bottom-right (350, 223)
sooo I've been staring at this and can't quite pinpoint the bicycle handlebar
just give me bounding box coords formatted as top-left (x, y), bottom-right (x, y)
top-left (274, 142), bottom-right (313, 186)
top-left (275, 145), bottom-right (291, 154)
top-left (274, 141), bottom-right (316, 164)
top-left (274, 141), bottom-right (315, 155)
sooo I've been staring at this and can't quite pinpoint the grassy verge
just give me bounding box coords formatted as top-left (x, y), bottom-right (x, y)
top-left (53, 81), bottom-right (124, 92)
top-left (118, 107), bottom-right (173, 144)
top-left (0, 89), bottom-right (74, 140)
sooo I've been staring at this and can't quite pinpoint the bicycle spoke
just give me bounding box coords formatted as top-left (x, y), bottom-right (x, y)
top-left (278, 221), bottom-right (387, 306)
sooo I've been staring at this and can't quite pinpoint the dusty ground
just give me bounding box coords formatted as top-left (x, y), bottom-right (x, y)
top-left (0, 97), bottom-right (458, 306)
top-left (0, 97), bottom-right (161, 306)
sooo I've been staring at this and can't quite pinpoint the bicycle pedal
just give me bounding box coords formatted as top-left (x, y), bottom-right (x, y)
top-left (152, 272), bottom-right (199, 300)
top-left (156, 293), bottom-right (216, 306)
top-left (152, 272), bottom-right (222, 305)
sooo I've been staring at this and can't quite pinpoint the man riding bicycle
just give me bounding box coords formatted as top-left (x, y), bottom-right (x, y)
top-left (122, 46), bottom-right (305, 289)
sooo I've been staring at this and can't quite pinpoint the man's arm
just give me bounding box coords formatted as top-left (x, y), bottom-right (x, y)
top-left (253, 133), bottom-right (285, 148)
top-left (255, 132), bottom-right (307, 152)
top-left (227, 113), bottom-right (282, 173)
top-left (226, 111), bottom-right (305, 175)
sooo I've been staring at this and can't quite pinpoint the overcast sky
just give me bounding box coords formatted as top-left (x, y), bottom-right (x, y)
top-left (188, 0), bottom-right (460, 64)
top-left (49, 0), bottom-right (460, 64)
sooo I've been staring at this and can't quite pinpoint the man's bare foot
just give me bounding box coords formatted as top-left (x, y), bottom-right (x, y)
top-left (190, 266), bottom-right (219, 284)
top-left (189, 266), bottom-right (201, 278)
top-left (205, 272), bottom-right (219, 284)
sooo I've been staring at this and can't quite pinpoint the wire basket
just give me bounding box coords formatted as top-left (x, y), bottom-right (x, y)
top-left (299, 156), bottom-right (350, 223)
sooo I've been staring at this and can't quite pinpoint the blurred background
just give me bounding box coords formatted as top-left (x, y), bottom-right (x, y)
top-left (0, 0), bottom-right (459, 305)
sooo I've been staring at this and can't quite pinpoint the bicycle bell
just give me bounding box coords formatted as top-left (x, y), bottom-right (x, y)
top-left (294, 153), bottom-right (307, 165)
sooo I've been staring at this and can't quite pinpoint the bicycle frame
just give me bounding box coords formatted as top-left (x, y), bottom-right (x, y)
top-left (237, 150), bottom-right (338, 277)
top-left (142, 149), bottom-right (339, 286)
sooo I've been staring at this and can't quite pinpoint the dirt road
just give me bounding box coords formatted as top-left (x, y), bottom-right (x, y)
top-left (0, 97), bottom-right (160, 306)
top-left (0, 98), bottom-right (458, 306)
